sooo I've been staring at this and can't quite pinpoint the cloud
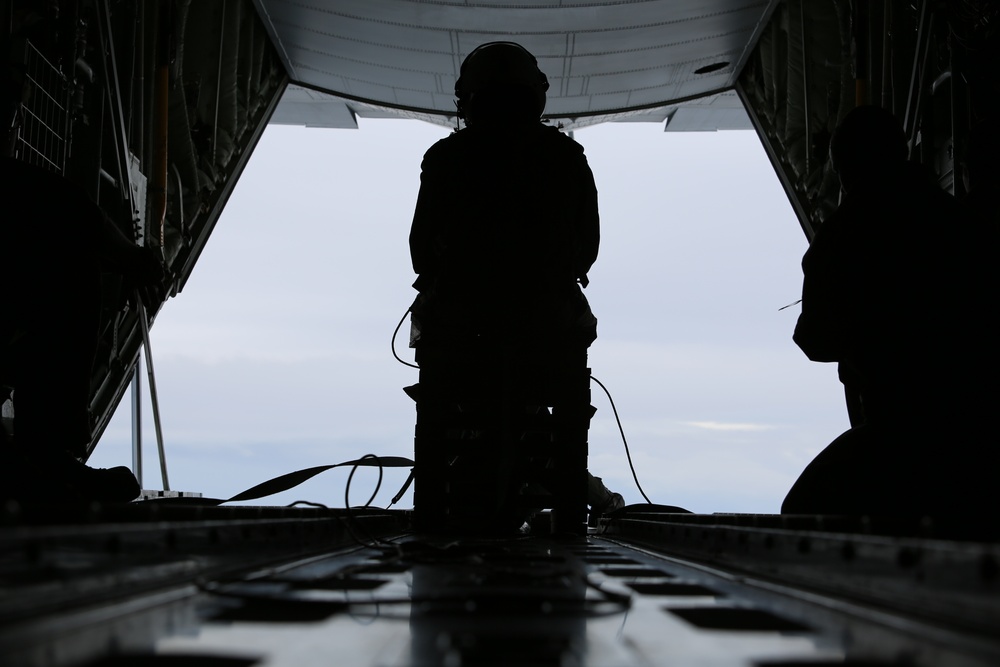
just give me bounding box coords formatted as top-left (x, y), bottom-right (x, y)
top-left (683, 420), bottom-right (776, 432)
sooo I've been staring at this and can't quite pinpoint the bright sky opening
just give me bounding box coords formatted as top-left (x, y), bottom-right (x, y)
top-left (90, 119), bottom-right (848, 513)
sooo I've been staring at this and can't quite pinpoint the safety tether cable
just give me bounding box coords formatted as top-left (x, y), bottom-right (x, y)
top-left (589, 375), bottom-right (653, 505)
top-left (391, 308), bottom-right (419, 369)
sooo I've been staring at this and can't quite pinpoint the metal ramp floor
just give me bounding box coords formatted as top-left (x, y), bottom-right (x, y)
top-left (0, 504), bottom-right (996, 666)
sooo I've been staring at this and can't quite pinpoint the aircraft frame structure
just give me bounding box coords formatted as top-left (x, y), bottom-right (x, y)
top-left (1, 1), bottom-right (997, 665)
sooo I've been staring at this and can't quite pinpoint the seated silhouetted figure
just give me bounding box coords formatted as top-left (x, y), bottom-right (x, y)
top-left (408, 42), bottom-right (600, 532)
top-left (783, 106), bottom-right (997, 516)
top-left (1, 64), bottom-right (163, 503)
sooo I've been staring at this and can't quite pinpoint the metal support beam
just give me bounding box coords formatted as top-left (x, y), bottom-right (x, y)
top-left (881, 0), bottom-right (893, 110)
top-left (735, 81), bottom-right (816, 240)
top-left (137, 297), bottom-right (169, 491)
top-left (904, 0), bottom-right (934, 159)
top-left (96, 0), bottom-right (138, 216)
top-left (131, 360), bottom-right (143, 487)
top-left (798, 0), bottom-right (811, 174)
top-left (212, 0), bottom-right (227, 164)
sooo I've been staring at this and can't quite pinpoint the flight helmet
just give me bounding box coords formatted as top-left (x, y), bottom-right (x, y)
top-left (455, 42), bottom-right (549, 123)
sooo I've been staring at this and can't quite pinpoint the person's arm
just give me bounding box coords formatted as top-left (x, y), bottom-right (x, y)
top-left (579, 162), bottom-right (599, 285)
top-left (571, 146), bottom-right (600, 287)
top-left (793, 224), bottom-right (848, 362)
top-left (409, 143), bottom-right (449, 292)
top-left (72, 190), bottom-right (166, 307)
top-left (93, 210), bottom-right (164, 285)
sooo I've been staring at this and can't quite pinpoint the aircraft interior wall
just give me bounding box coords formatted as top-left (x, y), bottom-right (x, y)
top-left (737, 0), bottom-right (1000, 240)
top-left (6, 0), bottom-right (999, 461)
top-left (3, 0), bottom-right (287, 458)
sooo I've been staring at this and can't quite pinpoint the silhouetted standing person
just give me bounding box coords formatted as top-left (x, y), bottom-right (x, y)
top-left (783, 105), bottom-right (997, 515)
top-left (408, 42), bottom-right (602, 532)
top-left (409, 42), bottom-right (598, 349)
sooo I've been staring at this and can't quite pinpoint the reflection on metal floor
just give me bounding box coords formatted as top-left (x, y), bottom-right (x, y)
top-left (1, 504), bottom-right (997, 666)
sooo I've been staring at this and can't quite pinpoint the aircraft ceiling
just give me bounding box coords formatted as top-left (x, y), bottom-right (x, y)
top-left (252, 0), bottom-right (778, 128)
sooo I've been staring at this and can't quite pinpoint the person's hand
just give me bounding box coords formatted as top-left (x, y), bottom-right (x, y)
top-left (124, 247), bottom-right (168, 311)
top-left (130, 246), bottom-right (166, 286)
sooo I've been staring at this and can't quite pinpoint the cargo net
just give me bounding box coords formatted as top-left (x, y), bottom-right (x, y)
top-left (15, 40), bottom-right (70, 174)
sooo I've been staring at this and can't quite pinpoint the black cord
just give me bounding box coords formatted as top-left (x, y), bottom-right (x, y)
top-left (391, 304), bottom-right (647, 505)
top-left (199, 537), bottom-right (632, 621)
top-left (590, 375), bottom-right (653, 504)
top-left (343, 454), bottom-right (392, 550)
top-left (200, 568), bottom-right (630, 620)
top-left (286, 500), bottom-right (330, 509)
top-left (200, 588), bottom-right (628, 621)
top-left (387, 469), bottom-right (415, 508)
top-left (392, 308), bottom-right (420, 369)
top-left (346, 454), bottom-right (384, 509)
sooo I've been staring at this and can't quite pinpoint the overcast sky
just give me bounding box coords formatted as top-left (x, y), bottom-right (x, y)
top-left (88, 118), bottom-right (847, 513)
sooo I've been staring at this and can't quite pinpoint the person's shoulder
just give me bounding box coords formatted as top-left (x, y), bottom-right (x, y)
top-left (805, 207), bottom-right (854, 257)
top-left (421, 128), bottom-right (472, 163)
top-left (895, 164), bottom-right (969, 229)
top-left (422, 123), bottom-right (584, 161)
top-left (537, 124), bottom-right (584, 152)
top-left (815, 203), bottom-right (851, 234)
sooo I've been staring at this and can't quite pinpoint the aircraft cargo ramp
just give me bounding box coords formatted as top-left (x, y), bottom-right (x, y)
top-left (1, 506), bottom-right (997, 667)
